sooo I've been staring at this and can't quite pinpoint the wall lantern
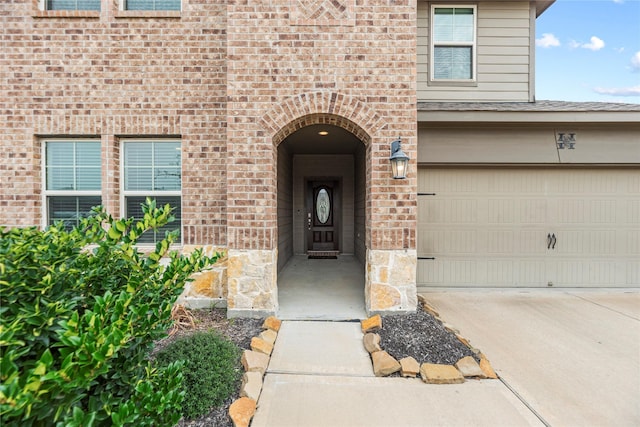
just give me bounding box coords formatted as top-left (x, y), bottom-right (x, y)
top-left (556, 132), bottom-right (576, 150)
top-left (389, 137), bottom-right (410, 179)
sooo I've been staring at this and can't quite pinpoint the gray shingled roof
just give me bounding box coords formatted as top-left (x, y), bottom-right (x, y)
top-left (417, 100), bottom-right (640, 112)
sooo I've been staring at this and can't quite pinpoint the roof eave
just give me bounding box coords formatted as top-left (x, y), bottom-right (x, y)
top-left (418, 110), bottom-right (640, 124)
top-left (535, 0), bottom-right (555, 17)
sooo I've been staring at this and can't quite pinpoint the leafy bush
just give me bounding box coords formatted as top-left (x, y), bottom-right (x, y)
top-left (0, 200), bottom-right (218, 426)
top-left (154, 331), bottom-right (242, 420)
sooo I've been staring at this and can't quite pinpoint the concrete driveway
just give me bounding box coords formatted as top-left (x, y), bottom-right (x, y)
top-left (420, 289), bottom-right (640, 427)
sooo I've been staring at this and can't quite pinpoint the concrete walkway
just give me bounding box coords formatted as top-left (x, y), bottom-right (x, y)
top-left (252, 290), bottom-right (640, 426)
top-left (277, 255), bottom-right (366, 321)
top-left (252, 321), bottom-right (544, 426)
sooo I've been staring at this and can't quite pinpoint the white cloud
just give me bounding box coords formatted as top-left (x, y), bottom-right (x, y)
top-left (612, 0), bottom-right (624, 4)
top-left (536, 33), bottom-right (560, 48)
top-left (631, 51), bottom-right (640, 72)
top-left (614, 47), bottom-right (625, 54)
top-left (593, 85), bottom-right (640, 96)
top-left (569, 36), bottom-right (605, 51)
top-left (582, 36), bottom-right (605, 51)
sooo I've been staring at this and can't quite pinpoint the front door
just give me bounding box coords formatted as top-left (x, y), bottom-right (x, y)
top-left (307, 180), bottom-right (339, 252)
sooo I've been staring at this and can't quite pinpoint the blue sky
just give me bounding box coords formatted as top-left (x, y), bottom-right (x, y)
top-left (535, 0), bottom-right (640, 103)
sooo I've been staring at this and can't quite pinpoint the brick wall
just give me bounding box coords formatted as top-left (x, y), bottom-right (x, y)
top-left (226, 0), bottom-right (418, 252)
top-left (1, 0), bottom-right (228, 246)
top-left (2, 0), bottom-right (417, 252)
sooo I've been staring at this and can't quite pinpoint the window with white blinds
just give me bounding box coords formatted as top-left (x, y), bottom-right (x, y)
top-left (44, 140), bottom-right (102, 230)
top-left (124, 0), bottom-right (180, 11)
top-left (45, 0), bottom-right (100, 10)
top-left (431, 6), bottom-right (476, 81)
top-left (122, 140), bottom-right (182, 244)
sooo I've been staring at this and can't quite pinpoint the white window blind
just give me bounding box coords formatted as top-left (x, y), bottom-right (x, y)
top-left (123, 140), bottom-right (182, 244)
top-left (125, 0), bottom-right (180, 11)
top-left (44, 140), bottom-right (102, 230)
top-left (431, 6), bottom-right (476, 81)
top-left (46, 0), bottom-right (100, 11)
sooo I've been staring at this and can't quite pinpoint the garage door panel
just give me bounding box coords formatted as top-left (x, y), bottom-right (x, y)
top-left (417, 168), bottom-right (639, 288)
top-left (547, 260), bottom-right (619, 287)
top-left (418, 229), bottom-right (479, 254)
top-left (487, 199), bottom-right (547, 224)
top-left (551, 199), bottom-right (618, 224)
top-left (555, 230), bottom-right (617, 255)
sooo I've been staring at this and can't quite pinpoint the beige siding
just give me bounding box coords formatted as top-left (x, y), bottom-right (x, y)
top-left (418, 1), bottom-right (533, 102)
top-left (417, 168), bottom-right (640, 288)
top-left (418, 123), bottom-right (640, 164)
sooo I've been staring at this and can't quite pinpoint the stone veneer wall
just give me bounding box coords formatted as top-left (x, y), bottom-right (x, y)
top-left (366, 249), bottom-right (418, 314)
top-left (227, 249), bottom-right (278, 318)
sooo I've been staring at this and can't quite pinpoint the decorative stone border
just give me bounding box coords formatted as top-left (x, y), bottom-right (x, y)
top-left (228, 316), bottom-right (282, 427)
top-left (360, 300), bottom-right (498, 383)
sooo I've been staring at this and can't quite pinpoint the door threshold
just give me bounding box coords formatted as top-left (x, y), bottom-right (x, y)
top-left (307, 250), bottom-right (339, 259)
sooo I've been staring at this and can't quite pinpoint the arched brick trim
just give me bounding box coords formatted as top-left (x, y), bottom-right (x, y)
top-left (260, 91), bottom-right (387, 145)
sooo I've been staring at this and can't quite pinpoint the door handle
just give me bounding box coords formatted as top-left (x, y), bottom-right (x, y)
top-left (547, 233), bottom-right (552, 249)
top-left (307, 212), bottom-right (312, 230)
top-left (551, 233), bottom-right (557, 250)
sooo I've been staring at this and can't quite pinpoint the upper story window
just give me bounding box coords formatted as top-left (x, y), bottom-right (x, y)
top-left (122, 140), bottom-right (182, 244)
top-left (431, 5), bottom-right (476, 81)
top-left (44, 140), bottom-right (102, 230)
top-left (42, 0), bottom-right (100, 10)
top-left (123, 0), bottom-right (181, 11)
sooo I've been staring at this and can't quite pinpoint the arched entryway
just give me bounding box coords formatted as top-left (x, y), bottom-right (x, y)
top-left (276, 119), bottom-right (369, 320)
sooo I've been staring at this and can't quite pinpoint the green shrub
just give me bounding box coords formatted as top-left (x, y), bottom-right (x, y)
top-left (0, 199), bottom-right (218, 426)
top-left (154, 331), bottom-right (242, 420)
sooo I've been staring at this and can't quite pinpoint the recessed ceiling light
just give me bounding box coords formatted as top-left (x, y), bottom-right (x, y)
top-left (318, 131), bottom-right (329, 136)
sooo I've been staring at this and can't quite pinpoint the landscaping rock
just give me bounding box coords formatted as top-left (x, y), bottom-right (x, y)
top-left (363, 333), bottom-right (382, 353)
top-left (262, 316), bottom-right (282, 332)
top-left (372, 351), bottom-right (401, 377)
top-left (240, 371), bottom-right (263, 401)
top-left (420, 363), bottom-right (465, 384)
top-left (419, 296), bottom-right (440, 319)
top-left (228, 397), bottom-right (256, 427)
top-left (399, 356), bottom-right (420, 378)
top-left (259, 328), bottom-right (278, 345)
top-left (250, 337), bottom-right (273, 356)
top-left (241, 350), bottom-right (270, 375)
top-left (479, 353), bottom-right (498, 379)
top-left (361, 314), bottom-right (382, 333)
top-left (455, 356), bottom-right (485, 378)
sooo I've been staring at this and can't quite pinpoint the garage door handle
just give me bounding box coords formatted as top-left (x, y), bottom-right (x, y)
top-left (547, 233), bottom-right (557, 250)
top-left (551, 233), bottom-right (557, 249)
top-left (547, 233), bottom-right (552, 249)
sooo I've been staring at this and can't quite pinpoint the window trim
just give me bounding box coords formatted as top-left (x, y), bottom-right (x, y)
top-left (120, 138), bottom-right (183, 245)
top-left (41, 138), bottom-right (102, 229)
top-left (429, 4), bottom-right (477, 83)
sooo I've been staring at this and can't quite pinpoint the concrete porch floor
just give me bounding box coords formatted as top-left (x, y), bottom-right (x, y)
top-left (277, 255), bottom-right (366, 321)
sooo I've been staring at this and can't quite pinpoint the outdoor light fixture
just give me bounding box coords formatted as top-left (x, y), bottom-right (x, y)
top-left (556, 132), bottom-right (576, 149)
top-left (389, 137), bottom-right (409, 179)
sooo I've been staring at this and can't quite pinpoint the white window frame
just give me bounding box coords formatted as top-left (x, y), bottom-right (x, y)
top-left (118, 0), bottom-right (181, 11)
top-left (120, 138), bottom-right (183, 245)
top-left (430, 4), bottom-right (477, 83)
top-left (41, 138), bottom-right (102, 229)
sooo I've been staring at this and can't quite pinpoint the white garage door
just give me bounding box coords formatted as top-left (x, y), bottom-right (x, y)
top-left (417, 168), bottom-right (640, 288)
